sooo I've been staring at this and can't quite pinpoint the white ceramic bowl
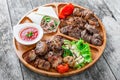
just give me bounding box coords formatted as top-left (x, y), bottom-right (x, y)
top-left (13, 23), bottom-right (43, 45)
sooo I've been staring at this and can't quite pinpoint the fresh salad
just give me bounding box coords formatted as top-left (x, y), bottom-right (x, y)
top-left (62, 39), bottom-right (92, 69)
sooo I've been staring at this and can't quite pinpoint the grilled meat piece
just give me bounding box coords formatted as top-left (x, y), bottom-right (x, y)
top-left (44, 51), bottom-right (54, 60)
top-left (81, 30), bottom-right (87, 38)
top-left (45, 51), bottom-right (62, 69)
top-left (73, 8), bottom-right (93, 19)
top-left (81, 30), bottom-right (91, 43)
top-left (34, 58), bottom-right (40, 67)
top-left (49, 56), bottom-right (62, 69)
top-left (74, 17), bottom-right (86, 27)
top-left (68, 27), bottom-right (82, 39)
top-left (63, 56), bottom-right (75, 67)
top-left (43, 61), bottom-right (51, 70)
top-left (35, 41), bottom-right (48, 56)
top-left (81, 9), bottom-right (94, 19)
top-left (88, 17), bottom-right (99, 27)
top-left (59, 7), bottom-right (103, 46)
top-left (23, 50), bottom-right (36, 63)
top-left (73, 8), bottom-right (81, 16)
top-left (91, 38), bottom-right (102, 46)
top-left (83, 34), bottom-right (92, 43)
top-left (93, 33), bottom-right (102, 40)
top-left (60, 26), bottom-right (73, 34)
top-left (60, 19), bottom-right (67, 27)
top-left (34, 58), bottom-right (50, 71)
top-left (91, 33), bottom-right (103, 46)
top-left (47, 36), bottom-right (63, 52)
top-left (85, 24), bottom-right (99, 34)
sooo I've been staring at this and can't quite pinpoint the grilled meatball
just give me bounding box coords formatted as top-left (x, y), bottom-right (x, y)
top-left (23, 50), bottom-right (36, 63)
top-left (47, 36), bottom-right (63, 52)
top-left (35, 41), bottom-right (48, 55)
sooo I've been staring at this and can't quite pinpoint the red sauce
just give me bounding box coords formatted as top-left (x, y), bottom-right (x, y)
top-left (20, 27), bottom-right (38, 41)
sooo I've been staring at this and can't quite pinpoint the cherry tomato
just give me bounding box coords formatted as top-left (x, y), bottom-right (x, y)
top-left (57, 64), bottom-right (69, 73)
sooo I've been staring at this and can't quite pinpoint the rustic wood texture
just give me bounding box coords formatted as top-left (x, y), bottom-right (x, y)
top-left (0, 0), bottom-right (120, 80)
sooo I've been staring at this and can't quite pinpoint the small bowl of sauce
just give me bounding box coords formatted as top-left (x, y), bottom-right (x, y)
top-left (13, 23), bottom-right (43, 45)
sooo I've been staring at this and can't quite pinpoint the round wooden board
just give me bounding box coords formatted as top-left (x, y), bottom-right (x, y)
top-left (13, 2), bottom-right (106, 77)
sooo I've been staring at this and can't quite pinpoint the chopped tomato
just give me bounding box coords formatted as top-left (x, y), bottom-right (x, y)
top-left (59, 3), bottom-right (74, 19)
top-left (57, 64), bottom-right (69, 73)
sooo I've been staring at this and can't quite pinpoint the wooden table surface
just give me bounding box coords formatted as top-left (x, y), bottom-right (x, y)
top-left (0, 0), bottom-right (120, 80)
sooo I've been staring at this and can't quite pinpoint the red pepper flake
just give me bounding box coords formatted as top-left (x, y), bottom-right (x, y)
top-left (59, 3), bottom-right (74, 19)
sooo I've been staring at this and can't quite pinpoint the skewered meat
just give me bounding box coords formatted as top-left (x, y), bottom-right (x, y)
top-left (73, 17), bottom-right (86, 27)
top-left (65, 16), bottom-right (86, 27)
top-left (91, 38), bottom-right (102, 46)
top-left (60, 19), bottom-right (67, 27)
top-left (73, 8), bottom-right (81, 16)
top-left (34, 58), bottom-right (50, 71)
top-left (81, 30), bottom-right (87, 38)
top-left (91, 33), bottom-right (103, 46)
top-left (88, 17), bottom-right (99, 27)
top-left (93, 33), bottom-right (102, 40)
top-left (81, 30), bottom-right (102, 45)
top-left (83, 33), bottom-right (92, 43)
top-left (68, 27), bottom-right (81, 39)
top-left (60, 26), bottom-right (73, 34)
top-left (23, 50), bottom-right (36, 63)
top-left (73, 8), bottom-right (93, 20)
top-left (85, 24), bottom-right (99, 34)
top-left (60, 6), bottom-right (103, 46)
top-left (35, 41), bottom-right (48, 55)
top-left (63, 56), bottom-right (75, 67)
top-left (81, 9), bottom-right (93, 20)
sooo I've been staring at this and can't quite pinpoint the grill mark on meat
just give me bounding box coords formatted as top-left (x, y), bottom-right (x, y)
top-left (23, 50), bottom-right (36, 63)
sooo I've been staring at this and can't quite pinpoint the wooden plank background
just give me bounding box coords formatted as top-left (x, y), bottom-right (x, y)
top-left (0, 0), bottom-right (120, 80)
